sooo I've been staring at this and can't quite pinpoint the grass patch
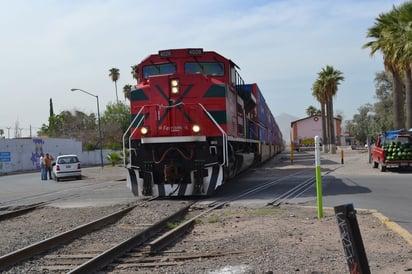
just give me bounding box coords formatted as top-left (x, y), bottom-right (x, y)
top-left (220, 207), bottom-right (286, 217)
top-left (207, 214), bottom-right (222, 223)
top-left (247, 207), bottom-right (283, 216)
top-left (167, 222), bottom-right (179, 229)
top-left (167, 217), bottom-right (203, 229)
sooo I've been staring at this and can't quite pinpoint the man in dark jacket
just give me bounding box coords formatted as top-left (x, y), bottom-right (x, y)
top-left (44, 153), bottom-right (54, 180)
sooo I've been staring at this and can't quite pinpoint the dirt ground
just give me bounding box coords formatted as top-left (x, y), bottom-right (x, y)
top-left (152, 204), bottom-right (412, 274)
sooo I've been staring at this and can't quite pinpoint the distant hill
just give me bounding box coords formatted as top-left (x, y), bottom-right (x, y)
top-left (275, 113), bottom-right (299, 145)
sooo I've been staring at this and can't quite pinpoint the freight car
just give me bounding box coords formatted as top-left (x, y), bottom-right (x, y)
top-left (123, 48), bottom-right (283, 197)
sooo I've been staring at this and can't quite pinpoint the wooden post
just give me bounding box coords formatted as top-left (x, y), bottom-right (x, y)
top-left (334, 204), bottom-right (370, 274)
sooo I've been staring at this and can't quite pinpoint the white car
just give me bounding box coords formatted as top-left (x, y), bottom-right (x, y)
top-left (52, 155), bottom-right (82, 181)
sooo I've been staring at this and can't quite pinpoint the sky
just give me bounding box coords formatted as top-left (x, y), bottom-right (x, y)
top-left (0, 0), bottom-right (406, 138)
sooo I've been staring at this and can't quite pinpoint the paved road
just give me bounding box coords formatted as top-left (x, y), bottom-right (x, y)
top-left (0, 166), bottom-right (136, 208)
top-left (317, 149), bottom-right (412, 234)
top-left (303, 149), bottom-right (411, 234)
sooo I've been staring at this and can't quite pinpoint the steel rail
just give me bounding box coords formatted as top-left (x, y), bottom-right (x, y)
top-left (267, 176), bottom-right (316, 206)
top-left (42, 170), bottom-right (321, 272)
top-left (0, 202), bottom-right (46, 221)
top-left (73, 171), bottom-right (316, 272)
top-left (145, 199), bottom-right (229, 254)
top-left (0, 191), bottom-right (81, 207)
top-left (267, 166), bottom-right (340, 206)
top-left (207, 170), bottom-right (308, 208)
top-left (146, 170), bottom-right (312, 254)
top-left (67, 202), bottom-right (195, 274)
top-left (103, 171), bottom-right (314, 271)
top-left (0, 204), bottom-right (137, 271)
top-left (105, 164), bottom-right (343, 271)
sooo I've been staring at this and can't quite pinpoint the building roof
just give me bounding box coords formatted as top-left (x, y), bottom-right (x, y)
top-left (290, 115), bottom-right (341, 126)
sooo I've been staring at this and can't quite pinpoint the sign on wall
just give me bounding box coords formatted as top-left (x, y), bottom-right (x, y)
top-left (0, 152), bottom-right (11, 162)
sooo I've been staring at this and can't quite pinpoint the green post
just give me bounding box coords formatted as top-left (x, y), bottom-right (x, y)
top-left (315, 136), bottom-right (323, 218)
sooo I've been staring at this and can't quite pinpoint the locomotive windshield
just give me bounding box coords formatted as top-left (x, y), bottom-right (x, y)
top-left (185, 62), bottom-right (224, 76)
top-left (142, 63), bottom-right (176, 78)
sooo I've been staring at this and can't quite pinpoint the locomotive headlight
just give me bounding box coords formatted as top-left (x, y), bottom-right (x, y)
top-left (140, 126), bottom-right (149, 135)
top-left (170, 79), bottom-right (180, 94)
top-left (192, 124), bottom-right (200, 133)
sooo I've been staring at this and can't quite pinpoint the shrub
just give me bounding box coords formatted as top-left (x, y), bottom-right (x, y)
top-left (106, 152), bottom-right (122, 166)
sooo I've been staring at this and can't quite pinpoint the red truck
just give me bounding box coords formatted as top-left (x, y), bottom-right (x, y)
top-left (371, 129), bottom-right (412, 172)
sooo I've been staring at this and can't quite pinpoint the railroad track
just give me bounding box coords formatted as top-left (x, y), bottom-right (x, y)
top-left (0, 204), bottom-right (137, 271)
top-left (0, 193), bottom-right (81, 210)
top-left (0, 194), bottom-right (86, 221)
top-left (0, 202), bottom-right (46, 221)
top-left (0, 199), bottom-right (194, 273)
top-left (100, 170), bottom-right (324, 273)
top-left (1, 166), bottom-right (329, 273)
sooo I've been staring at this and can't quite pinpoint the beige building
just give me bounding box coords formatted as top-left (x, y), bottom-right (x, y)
top-left (291, 115), bottom-right (342, 149)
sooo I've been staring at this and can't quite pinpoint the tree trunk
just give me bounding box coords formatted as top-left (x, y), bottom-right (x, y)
top-left (393, 70), bottom-right (404, 129)
top-left (115, 81), bottom-right (119, 104)
top-left (404, 68), bottom-right (412, 130)
top-left (328, 97), bottom-right (336, 154)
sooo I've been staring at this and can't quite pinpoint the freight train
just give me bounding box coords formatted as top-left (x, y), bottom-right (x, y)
top-left (123, 48), bottom-right (283, 197)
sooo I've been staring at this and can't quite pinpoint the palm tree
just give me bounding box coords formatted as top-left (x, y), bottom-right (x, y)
top-left (109, 68), bottom-right (120, 104)
top-left (123, 84), bottom-right (132, 101)
top-left (363, 7), bottom-right (405, 129)
top-left (306, 105), bottom-right (318, 117)
top-left (131, 65), bottom-right (139, 83)
top-left (395, 2), bottom-right (412, 129)
top-left (317, 65), bottom-right (344, 154)
top-left (312, 79), bottom-right (329, 152)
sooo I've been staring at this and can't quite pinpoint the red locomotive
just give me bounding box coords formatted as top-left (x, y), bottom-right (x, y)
top-left (123, 48), bottom-right (283, 197)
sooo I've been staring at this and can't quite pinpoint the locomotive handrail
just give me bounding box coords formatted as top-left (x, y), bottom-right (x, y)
top-left (159, 101), bottom-right (184, 109)
top-left (197, 103), bottom-right (228, 168)
top-left (122, 105), bottom-right (147, 167)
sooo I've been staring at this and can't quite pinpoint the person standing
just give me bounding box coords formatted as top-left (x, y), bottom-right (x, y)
top-left (44, 153), bottom-right (54, 180)
top-left (39, 154), bottom-right (47, 180)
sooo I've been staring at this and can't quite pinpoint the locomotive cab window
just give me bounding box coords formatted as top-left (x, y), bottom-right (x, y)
top-left (142, 63), bottom-right (176, 78)
top-left (185, 62), bottom-right (224, 76)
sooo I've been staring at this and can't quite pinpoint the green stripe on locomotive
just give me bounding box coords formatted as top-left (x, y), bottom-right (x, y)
top-left (209, 110), bottom-right (227, 124)
top-left (131, 88), bottom-right (148, 101)
top-left (203, 84), bottom-right (226, 98)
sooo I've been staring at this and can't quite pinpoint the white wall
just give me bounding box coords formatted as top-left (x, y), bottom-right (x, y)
top-left (0, 137), bottom-right (112, 173)
top-left (81, 149), bottom-right (113, 166)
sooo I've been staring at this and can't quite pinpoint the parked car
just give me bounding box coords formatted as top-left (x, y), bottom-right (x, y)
top-left (52, 155), bottom-right (82, 181)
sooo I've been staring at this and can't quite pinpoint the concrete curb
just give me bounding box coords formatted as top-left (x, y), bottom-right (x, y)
top-left (372, 211), bottom-right (412, 246)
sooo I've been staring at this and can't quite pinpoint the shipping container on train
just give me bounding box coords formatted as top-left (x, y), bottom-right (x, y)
top-left (123, 48), bottom-right (284, 197)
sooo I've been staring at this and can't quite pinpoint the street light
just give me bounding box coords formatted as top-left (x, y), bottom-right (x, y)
top-left (70, 88), bottom-right (104, 168)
